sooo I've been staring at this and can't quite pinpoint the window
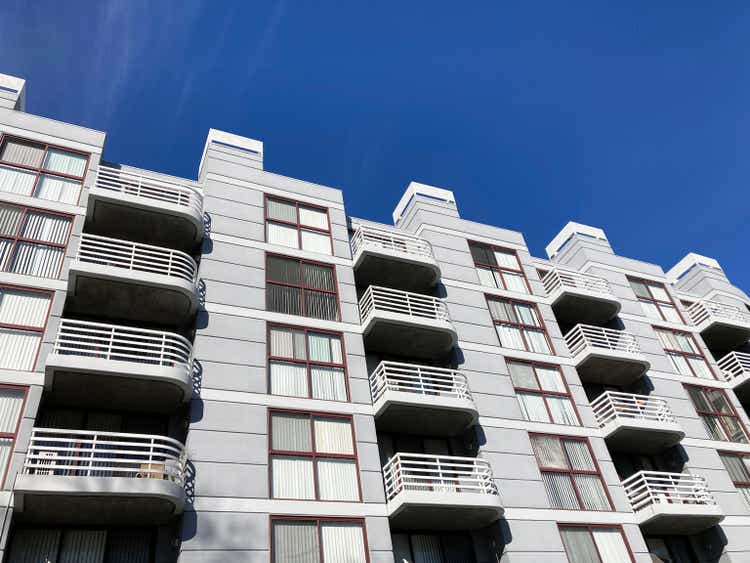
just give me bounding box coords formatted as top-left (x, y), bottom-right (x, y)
top-left (272, 517), bottom-right (368, 563)
top-left (0, 203), bottom-right (72, 278)
top-left (559, 525), bottom-right (633, 563)
top-left (645, 537), bottom-right (698, 563)
top-left (266, 254), bottom-right (339, 321)
top-left (0, 286), bottom-right (52, 371)
top-left (685, 385), bottom-right (749, 443)
top-left (719, 452), bottom-right (750, 508)
top-left (508, 360), bottom-right (579, 426)
top-left (654, 327), bottom-right (713, 379)
top-left (487, 297), bottom-right (552, 354)
top-left (469, 241), bottom-right (529, 294)
top-left (531, 434), bottom-right (611, 510)
top-left (0, 387), bottom-right (25, 487)
top-left (265, 196), bottom-right (332, 255)
top-left (392, 532), bottom-right (475, 562)
top-left (0, 136), bottom-right (88, 205)
top-left (269, 324), bottom-right (348, 401)
top-left (270, 411), bottom-right (360, 501)
top-left (628, 278), bottom-right (683, 324)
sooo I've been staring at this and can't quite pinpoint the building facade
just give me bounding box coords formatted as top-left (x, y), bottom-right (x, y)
top-left (0, 72), bottom-right (749, 562)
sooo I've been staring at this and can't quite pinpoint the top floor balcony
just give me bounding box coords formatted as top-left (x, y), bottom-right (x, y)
top-left (359, 286), bottom-right (457, 360)
top-left (718, 351), bottom-right (750, 403)
top-left (542, 268), bottom-right (620, 325)
top-left (87, 164), bottom-right (204, 252)
top-left (687, 300), bottom-right (750, 350)
top-left (351, 225), bottom-right (440, 292)
top-left (592, 391), bottom-right (684, 453)
top-left (622, 471), bottom-right (723, 535)
top-left (565, 324), bottom-right (650, 385)
top-left (66, 234), bottom-right (198, 326)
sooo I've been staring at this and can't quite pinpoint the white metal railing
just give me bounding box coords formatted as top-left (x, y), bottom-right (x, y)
top-left (718, 351), bottom-right (750, 383)
top-left (23, 428), bottom-right (187, 486)
top-left (351, 225), bottom-right (434, 261)
top-left (383, 453), bottom-right (499, 502)
top-left (359, 286), bottom-right (450, 323)
top-left (542, 268), bottom-right (614, 298)
top-left (95, 164), bottom-right (203, 217)
top-left (565, 324), bottom-right (641, 357)
top-left (369, 361), bottom-right (472, 404)
top-left (622, 471), bottom-right (716, 512)
top-left (687, 300), bottom-right (750, 328)
top-left (52, 319), bottom-right (193, 373)
top-left (75, 233), bottom-right (197, 285)
top-left (591, 391), bottom-right (676, 427)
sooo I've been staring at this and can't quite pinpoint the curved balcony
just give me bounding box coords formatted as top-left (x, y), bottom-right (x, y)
top-left (351, 226), bottom-right (440, 291)
top-left (542, 269), bottom-right (620, 324)
top-left (44, 319), bottom-right (193, 412)
top-left (592, 392), bottom-right (684, 453)
top-left (87, 164), bottom-right (203, 251)
top-left (359, 286), bottom-right (456, 360)
top-left (14, 428), bottom-right (187, 525)
top-left (687, 300), bottom-right (750, 350)
top-left (370, 361), bottom-right (477, 436)
top-left (622, 471), bottom-right (723, 535)
top-left (383, 453), bottom-right (503, 530)
top-left (718, 352), bottom-right (750, 403)
top-left (565, 324), bottom-right (650, 385)
top-left (67, 234), bottom-right (198, 326)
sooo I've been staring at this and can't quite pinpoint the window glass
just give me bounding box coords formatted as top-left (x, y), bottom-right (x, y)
top-left (266, 197), bottom-right (332, 255)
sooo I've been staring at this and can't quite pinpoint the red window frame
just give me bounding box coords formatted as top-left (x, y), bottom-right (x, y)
top-left (530, 433), bottom-right (613, 511)
top-left (558, 523), bottom-right (635, 563)
top-left (627, 276), bottom-right (685, 324)
top-left (719, 450), bottom-right (750, 500)
top-left (265, 253), bottom-right (341, 321)
top-left (653, 326), bottom-right (715, 380)
top-left (0, 202), bottom-right (74, 279)
top-left (264, 194), bottom-right (333, 255)
top-left (0, 384), bottom-right (28, 488)
top-left (684, 384), bottom-right (750, 444)
top-left (270, 516), bottom-right (370, 563)
top-left (267, 322), bottom-right (350, 402)
top-left (469, 240), bottom-right (531, 293)
top-left (0, 284), bottom-right (54, 372)
top-left (0, 134), bottom-right (90, 206)
top-left (507, 358), bottom-right (581, 426)
top-left (268, 409), bottom-right (362, 502)
top-left (486, 295), bottom-right (555, 354)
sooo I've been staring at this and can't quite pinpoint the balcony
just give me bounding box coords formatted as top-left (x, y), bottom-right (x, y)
top-left (622, 471), bottom-right (723, 534)
top-left (542, 269), bottom-right (620, 324)
top-left (14, 428), bottom-right (187, 525)
top-left (370, 361), bottom-right (477, 436)
top-left (44, 319), bottom-right (193, 412)
top-left (351, 225), bottom-right (440, 292)
top-left (383, 453), bottom-right (503, 530)
top-left (718, 352), bottom-right (750, 403)
top-left (565, 324), bottom-right (650, 385)
top-left (592, 392), bottom-right (684, 453)
top-left (66, 234), bottom-right (198, 326)
top-left (87, 164), bottom-right (203, 251)
top-left (359, 286), bottom-right (457, 359)
top-left (687, 300), bottom-right (750, 350)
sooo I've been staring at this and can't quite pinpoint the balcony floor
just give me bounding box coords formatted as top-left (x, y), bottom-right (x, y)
top-left (374, 393), bottom-right (478, 436)
top-left (602, 419), bottom-right (685, 454)
top-left (387, 491), bottom-right (503, 530)
top-left (362, 313), bottom-right (457, 360)
top-left (550, 290), bottom-right (621, 325)
top-left (635, 503), bottom-right (724, 535)
top-left (354, 251), bottom-right (440, 292)
top-left (574, 350), bottom-right (650, 386)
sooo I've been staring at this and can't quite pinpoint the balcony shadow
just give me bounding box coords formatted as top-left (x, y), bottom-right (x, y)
top-left (183, 459), bottom-right (196, 506)
top-left (191, 359), bottom-right (204, 399)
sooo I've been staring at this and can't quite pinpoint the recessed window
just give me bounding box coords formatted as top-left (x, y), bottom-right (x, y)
top-left (7, 527), bottom-right (154, 562)
top-left (559, 525), bottom-right (633, 563)
top-left (265, 196), bottom-right (332, 255)
top-left (653, 327), bottom-right (713, 379)
top-left (685, 385), bottom-right (748, 443)
top-left (272, 518), bottom-right (368, 562)
top-left (270, 411), bottom-right (360, 501)
top-left (508, 360), bottom-right (579, 425)
top-left (393, 532), bottom-right (476, 562)
top-left (469, 241), bottom-right (529, 294)
top-left (266, 254), bottom-right (339, 321)
top-left (628, 278), bottom-right (683, 324)
top-left (268, 324), bottom-right (348, 401)
top-left (719, 452), bottom-right (750, 509)
top-left (0, 286), bottom-right (52, 371)
top-left (0, 136), bottom-right (88, 205)
top-left (487, 296), bottom-right (552, 354)
top-left (531, 434), bottom-right (611, 510)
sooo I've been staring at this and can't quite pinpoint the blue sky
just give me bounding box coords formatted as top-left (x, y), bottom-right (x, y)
top-left (2, 1), bottom-right (749, 287)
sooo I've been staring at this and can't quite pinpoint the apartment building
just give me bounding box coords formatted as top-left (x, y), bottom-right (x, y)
top-left (0, 71), bottom-right (749, 562)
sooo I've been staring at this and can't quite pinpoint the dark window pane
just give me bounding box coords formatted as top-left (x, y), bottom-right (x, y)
top-left (268, 285), bottom-right (302, 316)
top-left (303, 263), bottom-right (335, 291)
top-left (469, 243), bottom-right (494, 266)
top-left (267, 256), bottom-right (301, 284)
top-left (305, 290), bottom-right (338, 321)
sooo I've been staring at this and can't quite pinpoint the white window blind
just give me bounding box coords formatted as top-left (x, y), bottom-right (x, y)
top-left (0, 388), bottom-right (24, 433)
top-left (0, 165), bottom-right (36, 196)
top-left (313, 418), bottom-right (353, 454)
top-left (42, 149), bottom-right (87, 177)
top-left (320, 522), bottom-right (366, 563)
top-left (267, 222), bottom-right (299, 249)
top-left (35, 175), bottom-right (81, 204)
top-left (270, 362), bottom-right (308, 397)
top-left (272, 456), bottom-right (315, 499)
top-left (317, 459), bottom-right (359, 500)
top-left (0, 287), bottom-right (51, 328)
top-left (1, 140), bottom-right (44, 168)
top-left (299, 207), bottom-right (328, 230)
top-left (0, 330), bottom-right (40, 370)
top-left (271, 413), bottom-right (312, 451)
top-left (274, 521), bottom-right (320, 563)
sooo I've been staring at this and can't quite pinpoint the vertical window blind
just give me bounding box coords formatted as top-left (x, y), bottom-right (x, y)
top-left (686, 385), bottom-right (748, 443)
top-left (559, 526), bottom-right (632, 563)
top-left (0, 286), bottom-right (51, 371)
top-left (488, 297), bottom-right (551, 354)
top-left (0, 387), bottom-right (25, 487)
top-left (273, 519), bottom-right (367, 563)
top-left (469, 242), bottom-right (529, 294)
top-left (267, 255), bottom-right (339, 321)
top-left (6, 528), bottom-right (153, 563)
top-left (654, 328), bottom-right (713, 379)
top-left (508, 360), bottom-right (579, 426)
top-left (266, 196), bottom-right (332, 255)
top-left (719, 452), bottom-right (750, 508)
top-left (628, 278), bottom-right (683, 324)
